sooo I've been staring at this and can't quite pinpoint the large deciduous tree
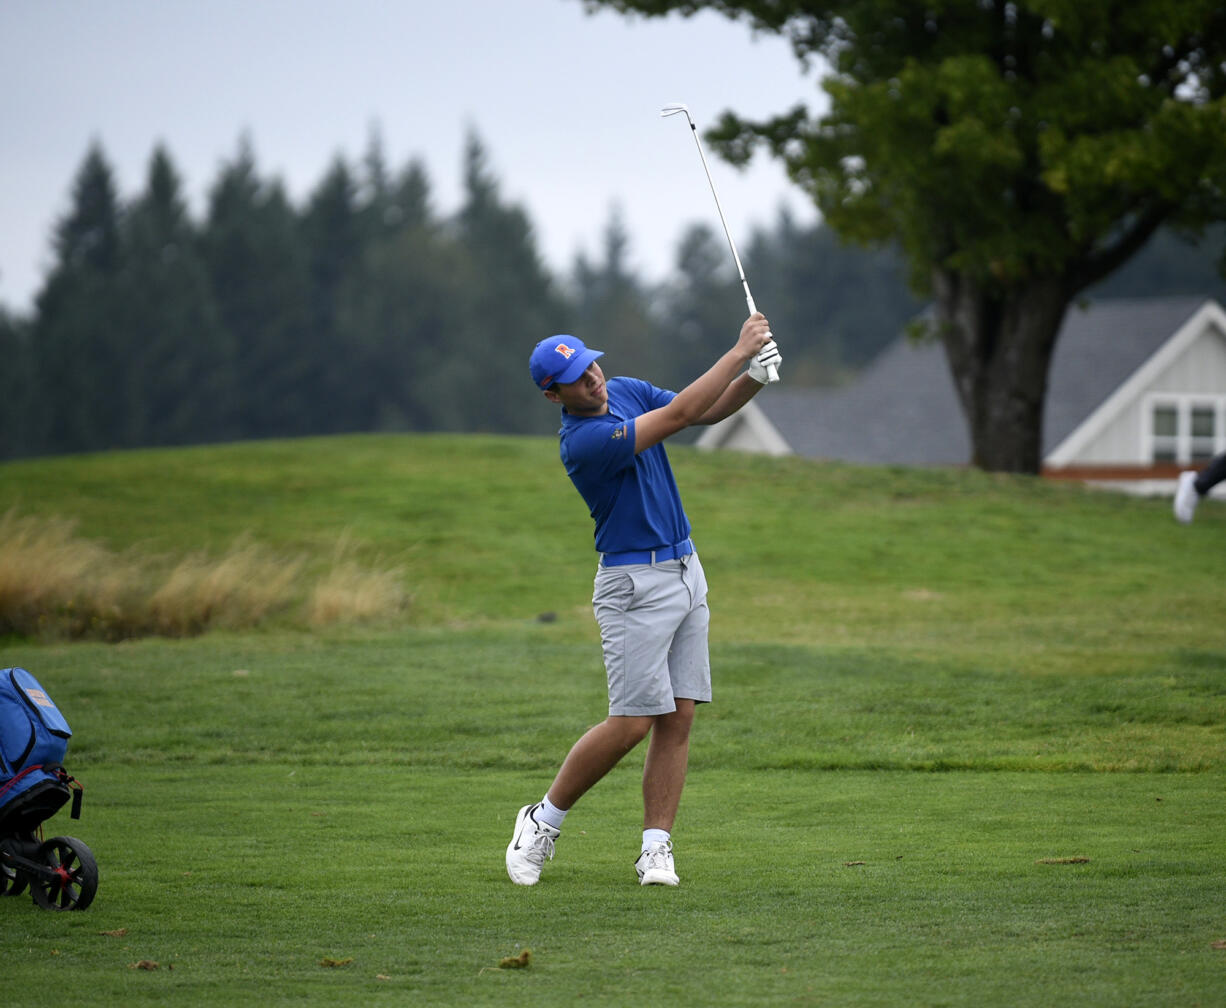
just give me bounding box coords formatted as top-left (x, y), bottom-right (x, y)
top-left (584, 0), bottom-right (1226, 471)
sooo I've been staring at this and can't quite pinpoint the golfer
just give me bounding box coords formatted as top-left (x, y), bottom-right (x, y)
top-left (506, 313), bottom-right (781, 886)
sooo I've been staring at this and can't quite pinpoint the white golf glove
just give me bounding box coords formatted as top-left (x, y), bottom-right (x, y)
top-left (748, 338), bottom-right (782, 384)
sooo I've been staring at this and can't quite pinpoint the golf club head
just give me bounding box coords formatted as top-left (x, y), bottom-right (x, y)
top-left (660, 103), bottom-right (693, 125)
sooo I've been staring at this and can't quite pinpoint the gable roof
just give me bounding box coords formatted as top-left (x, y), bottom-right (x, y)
top-left (1046, 297), bottom-right (1226, 464)
top-left (755, 337), bottom-right (968, 464)
top-left (735, 296), bottom-right (1214, 466)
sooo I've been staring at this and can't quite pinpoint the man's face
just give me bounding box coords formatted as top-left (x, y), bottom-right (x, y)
top-left (545, 361), bottom-right (608, 416)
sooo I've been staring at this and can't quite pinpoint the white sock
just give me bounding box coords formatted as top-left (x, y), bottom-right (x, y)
top-left (535, 795), bottom-right (567, 831)
top-left (642, 828), bottom-right (670, 852)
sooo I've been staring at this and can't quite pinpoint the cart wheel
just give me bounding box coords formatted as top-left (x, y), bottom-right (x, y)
top-left (30, 836), bottom-right (98, 911)
top-left (1, 858), bottom-right (29, 897)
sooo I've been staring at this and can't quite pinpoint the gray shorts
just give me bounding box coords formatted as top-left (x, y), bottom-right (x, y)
top-left (591, 551), bottom-right (711, 716)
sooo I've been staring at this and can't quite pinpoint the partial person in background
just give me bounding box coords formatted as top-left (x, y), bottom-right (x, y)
top-left (1173, 452), bottom-right (1226, 523)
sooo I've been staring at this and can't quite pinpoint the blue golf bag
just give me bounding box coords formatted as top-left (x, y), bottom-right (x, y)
top-left (1, 667), bottom-right (97, 909)
top-left (0, 667), bottom-right (80, 832)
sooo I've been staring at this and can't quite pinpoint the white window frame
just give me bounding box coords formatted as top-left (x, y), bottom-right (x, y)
top-left (1145, 394), bottom-right (1226, 464)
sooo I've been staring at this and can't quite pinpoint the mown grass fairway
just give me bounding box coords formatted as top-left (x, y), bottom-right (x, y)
top-left (1, 434), bottom-right (1224, 1006)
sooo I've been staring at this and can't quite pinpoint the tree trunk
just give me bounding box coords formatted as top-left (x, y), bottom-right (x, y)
top-left (931, 271), bottom-right (1071, 473)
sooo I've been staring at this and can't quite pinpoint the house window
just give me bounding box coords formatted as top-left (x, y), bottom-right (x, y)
top-left (1190, 405), bottom-right (1217, 462)
top-left (1151, 404), bottom-right (1178, 463)
top-left (1149, 398), bottom-right (1226, 464)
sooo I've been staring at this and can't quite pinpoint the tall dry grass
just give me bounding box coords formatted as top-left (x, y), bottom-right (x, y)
top-left (0, 510), bottom-right (144, 639)
top-left (0, 509), bottom-right (409, 640)
top-left (306, 535), bottom-right (408, 627)
top-left (147, 536), bottom-right (306, 636)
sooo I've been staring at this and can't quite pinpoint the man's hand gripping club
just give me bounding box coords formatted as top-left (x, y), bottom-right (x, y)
top-left (748, 335), bottom-right (782, 384)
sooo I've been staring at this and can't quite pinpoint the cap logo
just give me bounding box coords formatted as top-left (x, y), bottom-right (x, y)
top-left (555, 342), bottom-right (576, 359)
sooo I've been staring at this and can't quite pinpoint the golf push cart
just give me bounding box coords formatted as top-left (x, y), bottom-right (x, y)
top-left (1, 667), bottom-right (98, 910)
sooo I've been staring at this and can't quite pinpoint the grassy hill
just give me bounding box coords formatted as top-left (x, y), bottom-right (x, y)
top-left (3, 431), bottom-right (1220, 643)
top-left (1, 435), bottom-right (1223, 1005)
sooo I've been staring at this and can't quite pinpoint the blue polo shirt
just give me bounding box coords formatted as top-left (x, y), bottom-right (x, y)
top-left (558, 376), bottom-right (691, 554)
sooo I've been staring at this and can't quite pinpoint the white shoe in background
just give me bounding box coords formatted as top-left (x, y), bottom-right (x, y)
top-left (1174, 470), bottom-right (1200, 524)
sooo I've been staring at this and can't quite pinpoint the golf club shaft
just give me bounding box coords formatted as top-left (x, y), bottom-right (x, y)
top-left (669, 107), bottom-right (778, 383)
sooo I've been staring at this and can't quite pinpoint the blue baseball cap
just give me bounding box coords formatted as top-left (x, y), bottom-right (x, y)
top-left (529, 335), bottom-right (604, 390)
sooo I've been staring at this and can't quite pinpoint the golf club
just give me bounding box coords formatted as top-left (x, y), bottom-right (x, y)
top-left (660, 102), bottom-right (778, 383)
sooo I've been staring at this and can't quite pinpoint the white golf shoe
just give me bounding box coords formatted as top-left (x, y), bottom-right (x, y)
top-left (1174, 470), bottom-right (1200, 524)
top-left (505, 804), bottom-right (559, 886)
top-left (635, 840), bottom-right (679, 886)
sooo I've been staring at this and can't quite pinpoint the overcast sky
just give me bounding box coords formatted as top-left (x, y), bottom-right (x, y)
top-left (1, 0), bottom-right (828, 314)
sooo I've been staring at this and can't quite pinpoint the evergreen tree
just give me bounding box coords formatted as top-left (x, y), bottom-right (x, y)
top-left (454, 131), bottom-right (569, 433)
top-left (569, 206), bottom-right (663, 388)
top-left (300, 156), bottom-right (366, 432)
top-left (117, 145), bottom-right (233, 446)
top-left (745, 211), bottom-right (922, 382)
top-left (656, 222), bottom-right (744, 385)
top-left (336, 157), bottom-right (472, 432)
top-left (0, 308), bottom-right (30, 458)
top-left (15, 126), bottom-right (1222, 461)
top-left (199, 138), bottom-right (311, 438)
top-left (29, 143), bottom-right (127, 454)
top-left (356, 125), bottom-right (408, 242)
top-left (1089, 224), bottom-right (1226, 302)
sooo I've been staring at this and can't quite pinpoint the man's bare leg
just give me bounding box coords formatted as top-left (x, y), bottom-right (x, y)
top-left (641, 700), bottom-right (695, 831)
top-left (546, 715), bottom-right (653, 811)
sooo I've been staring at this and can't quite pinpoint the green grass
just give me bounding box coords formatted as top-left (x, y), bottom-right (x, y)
top-left (1, 434), bottom-right (1224, 1006)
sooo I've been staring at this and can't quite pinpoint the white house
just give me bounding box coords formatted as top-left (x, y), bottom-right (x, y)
top-left (698, 296), bottom-right (1226, 495)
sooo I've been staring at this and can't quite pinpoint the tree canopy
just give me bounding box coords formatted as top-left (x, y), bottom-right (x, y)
top-left (3, 129), bottom-right (930, 459)
top-left (2, 105), bottom-right (1220, 462)
top-left (585, 0), bottom-right (1226, 471)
